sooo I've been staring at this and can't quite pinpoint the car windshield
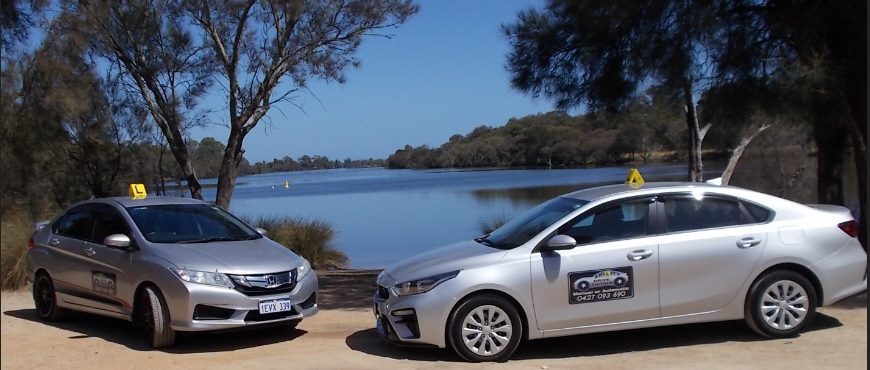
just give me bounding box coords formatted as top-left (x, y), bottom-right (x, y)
top-left (127, 203), bottom-right (262, 244)
top-left (480, 197), bottom-right (588, 249)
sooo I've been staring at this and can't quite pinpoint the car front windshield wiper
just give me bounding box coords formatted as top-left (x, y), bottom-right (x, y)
top-left (474, 236), bottom-right (494, 247)
top-left (177, 237), bottom-right (243, 244)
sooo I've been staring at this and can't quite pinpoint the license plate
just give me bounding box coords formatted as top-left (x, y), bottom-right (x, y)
top-left (259, 298), bottom-right (292, 314)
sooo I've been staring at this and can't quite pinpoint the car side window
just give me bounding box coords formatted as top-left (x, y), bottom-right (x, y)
top-left (664, 196), bottom-right (742, 233)
top-left (560, 199), bottom-right (650, 244)
top-left (91, 208), bottom-right (131, 244)
top-left (742, 201), bottom-right (773, 223)
top-left (53, 210), bottom-right (93, 240)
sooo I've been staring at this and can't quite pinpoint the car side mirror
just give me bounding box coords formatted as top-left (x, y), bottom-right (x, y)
top-left (255, 227), bottom-right (268, 236)
top-left (542, 234), bottom-right (578, 251)
top-left (104, 234), bottom-right (132, 249)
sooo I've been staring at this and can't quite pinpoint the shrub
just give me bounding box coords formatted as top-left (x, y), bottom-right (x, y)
top-left (477, 211), bottom-right (514, 235)
top-left (247, 216), bottom-right (349, 270)
top-left (1, 210), bottom-right (37, 291)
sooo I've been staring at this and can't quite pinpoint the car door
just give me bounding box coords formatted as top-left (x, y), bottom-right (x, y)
top-left (46, 205), bottom-right (100, 307)
top-left (73, 204), bottom-right (137, 315)
top-left (656, 194), bottom-right (768, 317)
top-left (530, 197), bottom-right (660, 331)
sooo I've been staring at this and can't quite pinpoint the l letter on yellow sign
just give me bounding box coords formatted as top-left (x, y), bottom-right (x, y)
top-left (129, 184), bottom-right (147, 199)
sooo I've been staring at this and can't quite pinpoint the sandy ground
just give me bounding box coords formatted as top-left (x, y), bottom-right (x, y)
top-left (1, 270), bottom-right (866, 370)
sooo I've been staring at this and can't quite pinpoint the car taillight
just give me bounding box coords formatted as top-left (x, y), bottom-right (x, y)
top-left (28, 236), bottom-right (34, 249)
top-left (838, 220), bottom-right (859, 238)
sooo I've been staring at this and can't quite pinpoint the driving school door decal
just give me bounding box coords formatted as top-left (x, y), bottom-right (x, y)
top-left (568, 267), bottom-right (634, 304)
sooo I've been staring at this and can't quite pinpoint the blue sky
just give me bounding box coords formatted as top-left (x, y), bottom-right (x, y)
top-left (191, 0), bottom-right (565, 163)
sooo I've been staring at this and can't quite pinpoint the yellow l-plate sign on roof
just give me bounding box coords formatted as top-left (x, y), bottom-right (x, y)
top-left (625, 168), bottom-right (644, 188)
top-left (129, 183), bottom-right (147, 199)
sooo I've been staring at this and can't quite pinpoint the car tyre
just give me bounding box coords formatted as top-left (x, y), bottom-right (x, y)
top-left (744, 270), bottom-right (817, 338)
top-left (32, 273), bottom-right (67, 321)
top-left (141, 286), bottom-right (176, 348)
top-left (447, 294), bottom-right (522, 363)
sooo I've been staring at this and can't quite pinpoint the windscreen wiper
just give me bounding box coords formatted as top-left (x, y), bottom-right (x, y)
top-left (474, 236), bottom-right (494, 246)
top-left (177, 237), bottom-right (242, 244)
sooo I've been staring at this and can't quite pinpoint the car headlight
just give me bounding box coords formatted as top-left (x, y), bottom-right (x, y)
top-left (296, 258), bottom-right (312, 282)
top-left (391, 270), bottom-right (460, 296)
top-left (173, 268), bottom-right (235, 288)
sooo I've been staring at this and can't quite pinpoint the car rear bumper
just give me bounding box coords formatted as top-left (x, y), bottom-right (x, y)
top-left (815, 239), bottom-right (867, 306)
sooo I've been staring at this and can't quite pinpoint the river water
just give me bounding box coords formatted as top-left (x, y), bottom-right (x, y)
top-left (200, 164), bottom-right (723, 269)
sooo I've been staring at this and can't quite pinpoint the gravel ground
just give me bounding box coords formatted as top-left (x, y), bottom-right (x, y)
top-left (1, 271), bottom-right (865, 370)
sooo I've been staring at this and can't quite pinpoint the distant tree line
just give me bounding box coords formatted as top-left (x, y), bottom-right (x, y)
top-left (386, 90), bottom-right (738, 169)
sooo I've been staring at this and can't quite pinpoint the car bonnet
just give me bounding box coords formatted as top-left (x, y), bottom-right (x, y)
top-left (382, 239), bottom-right (509, 283)
top-left (148, 237), bottom-right (303, 274)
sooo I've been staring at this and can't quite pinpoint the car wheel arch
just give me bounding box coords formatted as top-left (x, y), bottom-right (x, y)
top-left (747, 263), bottom-right (824, 308)
top-left (132, 281), bottom-right (162, 326)
top-left (446, 289), bottom-right (531, 344)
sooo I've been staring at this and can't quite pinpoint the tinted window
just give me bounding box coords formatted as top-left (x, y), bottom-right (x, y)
top-left (561, 199), bottom-right (650, 244)
top-left (485, 197), bottom-right (588, 249)
top-left (664, 196), bottom-right (741, 232)
top-left (92, 209), bottom-right (131, 244)
top-left (742, 201), bottom-right (773, 223)
top-left (54, 211), bottom-right (93, 240)
top-left (127, 203), bottom-right (260, 243)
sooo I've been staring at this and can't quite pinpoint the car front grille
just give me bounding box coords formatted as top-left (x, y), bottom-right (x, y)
top-left (228, 269), bottom-right (297, 297)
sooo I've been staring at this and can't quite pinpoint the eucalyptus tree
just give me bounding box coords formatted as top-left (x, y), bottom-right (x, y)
top-left (184, 0), bottom-right (419, 208)
top-left (503, 0), bottom-right (719, 181)
top-left (66, 0), bottom-right (215, 200)
top-left (1, 0), bottom-right (47, 53)
top-left (714, 0), bottom-right (867, 246)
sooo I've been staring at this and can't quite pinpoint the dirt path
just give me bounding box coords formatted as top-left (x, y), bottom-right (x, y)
top-left (1, 272), bottom-right (865, 370)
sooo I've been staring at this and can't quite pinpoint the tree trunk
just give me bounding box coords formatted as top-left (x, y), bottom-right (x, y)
top-left (720, 124), bottom-right (770, 185)
top-left (842, 101), bottom-right (867, 249)
top-left (214, 126), bottom-right (244, 209)
top-left (682, 80), bottom-right (708, 182)
top-left (812, 97), bottom-right (846, 207)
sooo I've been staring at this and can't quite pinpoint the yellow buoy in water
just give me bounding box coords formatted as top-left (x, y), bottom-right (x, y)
top-left (284, 180), bottom-right (290, 188)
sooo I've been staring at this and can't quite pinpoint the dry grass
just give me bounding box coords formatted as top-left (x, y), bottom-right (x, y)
top-left (247, 216), bottom-right (350, 270)
top-left (1, 210), bottom-right (36, 290)
top-left (477, 211), bottom-right (514, 235)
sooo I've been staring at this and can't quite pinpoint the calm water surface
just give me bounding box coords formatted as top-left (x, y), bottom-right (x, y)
top-left (200, 164), bottom-right (723, 269)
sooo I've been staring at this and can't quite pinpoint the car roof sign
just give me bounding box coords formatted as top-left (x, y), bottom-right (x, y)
top-left (625, 168), bottom-right (645, 189)
top-left (129, 183), bottom-right (147, 199)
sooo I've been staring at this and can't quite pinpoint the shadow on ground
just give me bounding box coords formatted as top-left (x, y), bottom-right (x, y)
top-left (346, 311), bottom-right (847, 362)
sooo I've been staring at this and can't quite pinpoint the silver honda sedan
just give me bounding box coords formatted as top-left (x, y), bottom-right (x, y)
top-left (26, 196), bottom-right (318, 348)
top-left (373, 182), bottom-right (867, 362)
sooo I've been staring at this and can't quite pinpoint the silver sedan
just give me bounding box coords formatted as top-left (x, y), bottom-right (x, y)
top-left (373, 182), bottom-right (867, 362)
top-left (27, 195), bottom-right (318, 348)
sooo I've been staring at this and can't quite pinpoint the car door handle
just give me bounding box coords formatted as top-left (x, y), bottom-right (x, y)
top-left (84, 247), bottom-right (96, 257)
top-left (627, 249), bottom-right (653, 261)
top-left (49, 238), bottom-right (60, 246)
top-left (737, 237), bottom-right (762, 249)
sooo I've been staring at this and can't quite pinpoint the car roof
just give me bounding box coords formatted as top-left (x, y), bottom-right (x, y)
top-left (561, 182), bottom-right (739, 202)
top-left (87, 196), bottom-right (211, 208)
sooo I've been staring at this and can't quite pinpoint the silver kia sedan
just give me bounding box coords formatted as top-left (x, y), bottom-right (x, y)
top-left (373, 182), bottom-right (867, 362)
top-left (26, 196), bottom-right (318, 348)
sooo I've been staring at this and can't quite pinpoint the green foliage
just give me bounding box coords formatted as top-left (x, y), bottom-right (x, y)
top-left (246, 216), bottom-right (349, 271)
top-left (0, 210), bottom-right (36, 291)
top-left (386, 108), bottom-right (691, 170)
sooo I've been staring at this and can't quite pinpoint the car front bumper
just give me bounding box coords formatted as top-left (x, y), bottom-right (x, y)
top-left (164, 269), bottom-right (319, 332)
top-left (372, 273), bottom-right (457, 349)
